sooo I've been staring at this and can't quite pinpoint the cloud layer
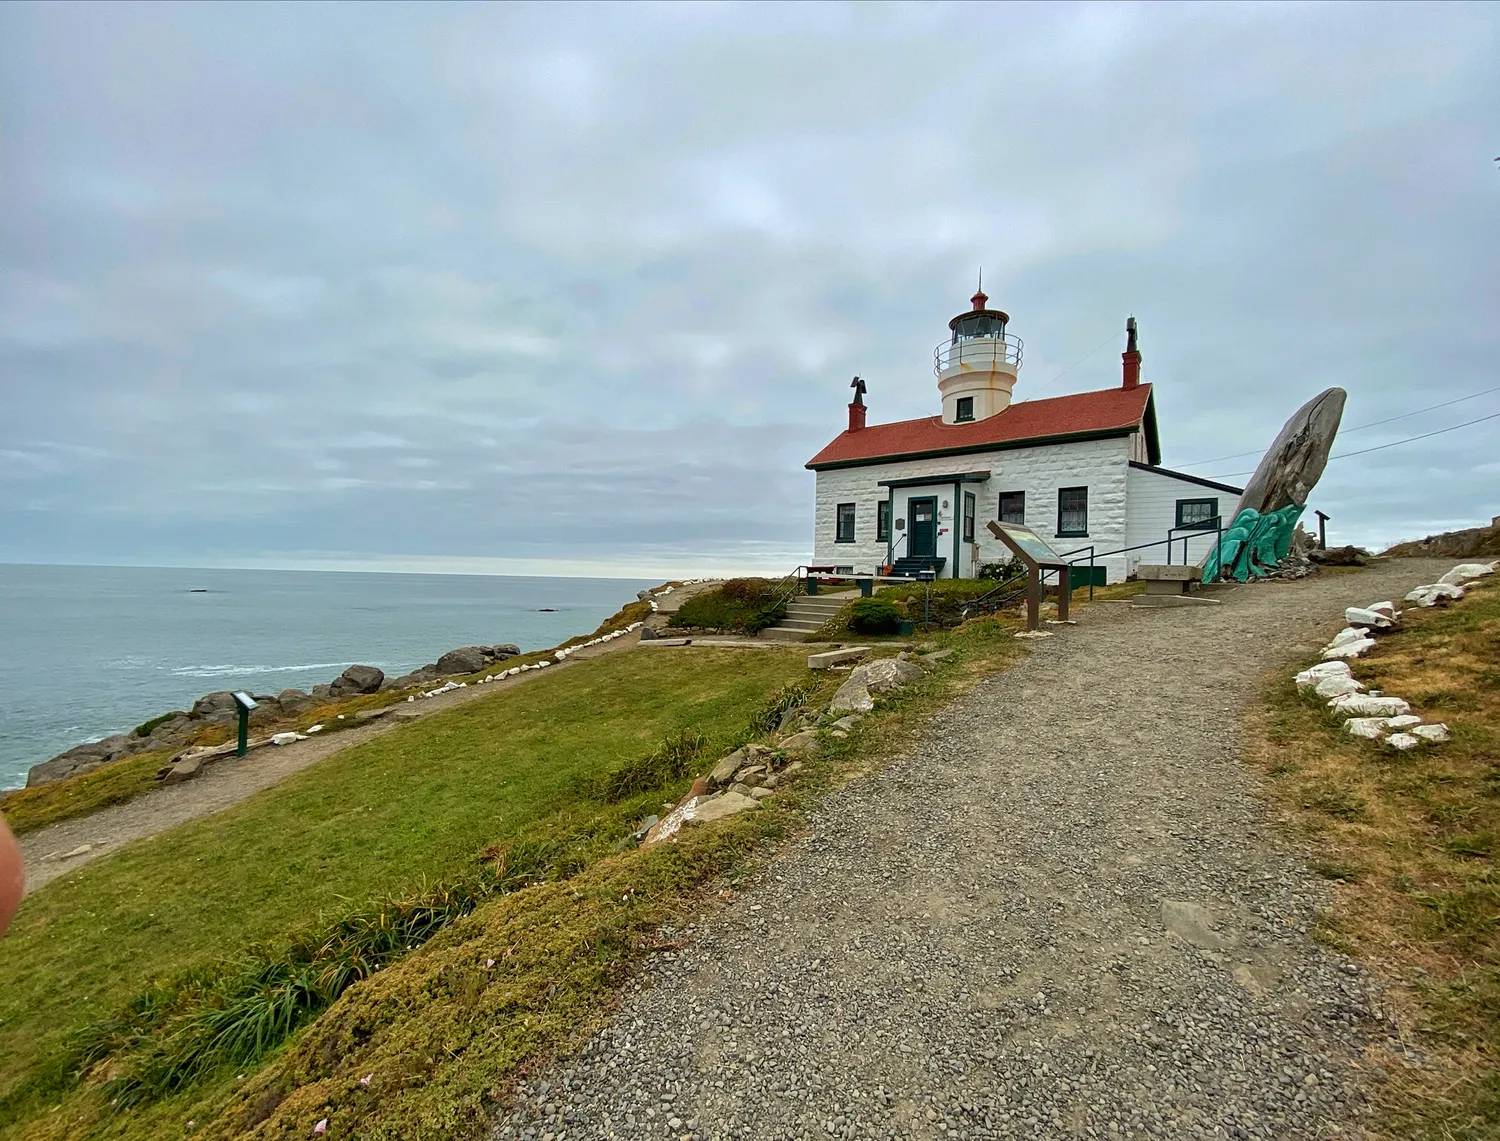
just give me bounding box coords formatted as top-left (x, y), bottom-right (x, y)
top-left (3, 1), bottom-right (1497, 574)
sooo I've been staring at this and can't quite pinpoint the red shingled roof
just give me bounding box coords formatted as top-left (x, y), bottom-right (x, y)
top-left (806, 384), bottom-right (1158, 470)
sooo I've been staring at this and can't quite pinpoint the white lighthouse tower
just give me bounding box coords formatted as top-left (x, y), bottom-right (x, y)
top-left (934, 281), bottom-right (1024, 425)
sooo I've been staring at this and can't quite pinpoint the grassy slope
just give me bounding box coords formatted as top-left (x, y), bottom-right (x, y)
top-left (0, 751), bottom-right (174, 836)
top-left (1245, 573), bottom-right (1500, 1138)
top-left (0, 646), bottom-right (806, 1132)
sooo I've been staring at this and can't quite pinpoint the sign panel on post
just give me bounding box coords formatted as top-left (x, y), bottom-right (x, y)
top-left (985, 521), bottom-right (1074, 630)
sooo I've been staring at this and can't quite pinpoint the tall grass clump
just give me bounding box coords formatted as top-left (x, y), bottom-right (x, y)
top-left (668, 578), bottom-right (788, 634)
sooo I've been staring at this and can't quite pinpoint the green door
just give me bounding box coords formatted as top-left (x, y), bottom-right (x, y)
top-left (909, 497), bottom-right (938, 558)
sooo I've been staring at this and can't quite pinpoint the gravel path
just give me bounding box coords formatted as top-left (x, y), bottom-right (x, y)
top-left (19, 631), bottom-right (646, 893)
top-left (494, 559), bottom-right (1450, 1141)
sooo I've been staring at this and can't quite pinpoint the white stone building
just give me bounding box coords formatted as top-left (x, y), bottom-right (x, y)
top-left (805, 289), bottom-right (1242, 583)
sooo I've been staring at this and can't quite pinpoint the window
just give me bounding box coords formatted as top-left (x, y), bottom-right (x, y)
top-left (1176, 497), bottom-right (1218, 530)
top-left (835, 502), bottom-right (856, 543)
top-left (1057, 486), bottom-right (1088, 536)
top-left (955, 396), bottom-right (974, 422)
top-left (963, 491), bottom-right (976, 542)
top-left (834, 565), bottom-right (855, 575)
top-left (876, 500), bottom-right (891, 542)
top-left (998, 491), bottom-right (1025, 525)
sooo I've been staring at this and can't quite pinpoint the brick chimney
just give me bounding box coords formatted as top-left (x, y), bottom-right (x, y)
top-left (1122, 316), bottom-right (1141, 390)
top-left (848, 374), bottom-right (867, 431)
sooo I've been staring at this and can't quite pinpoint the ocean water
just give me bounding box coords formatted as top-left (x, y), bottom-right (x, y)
top-left (0, 564), bottom-right (656, 791)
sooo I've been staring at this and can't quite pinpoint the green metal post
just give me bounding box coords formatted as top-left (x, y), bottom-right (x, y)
top-left (237, 708), bottom-right (249, 757)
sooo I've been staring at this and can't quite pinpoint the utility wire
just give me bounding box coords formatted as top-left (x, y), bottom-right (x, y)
top-left (1204, 409), bottom-right (1500, 480)
top-left (1179, 384), bottom-right (1500, 469)
top-left (1030, 330), bottom-right (1121, 398)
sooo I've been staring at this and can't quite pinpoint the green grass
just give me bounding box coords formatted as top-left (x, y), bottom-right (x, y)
top-left (0, 750), bottom-right (174, 837)
top-left (667, 578), bottom-right (786, 634)
top-left (1246, 574), bottom-right (1500, 1138)
top-left (0, 646), bottom-right (807, 1136)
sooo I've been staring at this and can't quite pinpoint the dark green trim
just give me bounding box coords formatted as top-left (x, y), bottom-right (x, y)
top-left (952, 480), bottom-right (961, 579)
top-left (908, 495), bottom-right (938, 559)
top-left (877, 469), bottom-right (992, 489)
top-left (807, 427), bottom-right (1134, 472)
top-left (1128, 460), bottom-right (1243, 495)
top-left (886, 486), bottom-right (896, 566)
top-left (834, 501), bottom-right (856, 543)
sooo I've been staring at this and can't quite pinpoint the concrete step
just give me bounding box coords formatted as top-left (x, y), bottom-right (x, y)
top-left (760, 627), bottom-right (814, 643)
top-left (786, 602), bottom-right (848, 616)
top-left (775, 620), bottom-right (827, 632)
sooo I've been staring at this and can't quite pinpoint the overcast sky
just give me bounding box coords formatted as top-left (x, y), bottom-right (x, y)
top-left (2, 1), bottom-right (1496, 577)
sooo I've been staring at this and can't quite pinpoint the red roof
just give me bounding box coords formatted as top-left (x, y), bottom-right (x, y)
top-left (806, 384), bottom-right (1158, 469)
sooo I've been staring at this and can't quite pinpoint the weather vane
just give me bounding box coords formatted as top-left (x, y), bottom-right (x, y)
top-left (850, 375), bottom-right (867, 404)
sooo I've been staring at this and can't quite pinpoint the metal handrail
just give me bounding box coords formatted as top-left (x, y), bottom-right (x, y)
top-left (1056, 516), bottom-right (1228, 590)
top-left (933, 334), bottom-right (1025, 375)
top-left (957, 570), bottom-right (1030, 620)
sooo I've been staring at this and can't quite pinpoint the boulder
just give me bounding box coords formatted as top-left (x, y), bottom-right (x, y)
top-left (162, 757), bottom-right (203, 784)
top-left (1386, 732), bottom-right (1421, 751)
top-left (26, 747), bottom-right (108, 787)
top-left (388, 668), bottom-right (437, 690)
top-left (147, 713), bottom-right (199, 746)
top-left (848, 658), bottom-right (925, 694)
top-left (778, 730), bottom-right (819, 757)
top-left (1438, 562), bottom-right (1497, 586)
top-left (1322, 637), bottom-right (1375, 661)
top-left (192, 691), bottom-right (239, 719)
top-left (1411, 723), bottom-right (1452, 742)
top-left (1309, 545), bottom-right (1370, 567)
top-left (1405, 582), bottom-right (1464, 607)
top-left (1329, 693), bottom-right (1411, 718)
top-left (1312, 675), bottom-right (1365, 700)
top-left (829, 680), bottom-right (874, 714)
top-left (487, 644), bottom-right (521, 658)
top-left (1344, 606), bottom-right (1394, 629)
top-left (330, 664), bottom-right (384, 696)
top-left (435, 647), bottom-right (488, 675)
top-left (278, 688), bottom-right (313, 709)
top-left (1344, 718), bottom-right (1387, 740)
top-left (749, 786), bottom-right (776, 801)
top-left (685, 790), bottom-right (760, 826)
top-left (311, 683), bottom-right (334, 699)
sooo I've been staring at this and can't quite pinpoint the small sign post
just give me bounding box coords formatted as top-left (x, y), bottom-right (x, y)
top-left (985, 521), bottom-right (1074, 632)
top-left (232, 692), bottom-right (258, 757)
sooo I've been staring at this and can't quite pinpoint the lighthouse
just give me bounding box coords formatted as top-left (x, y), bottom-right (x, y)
top-left (934, 281), bottom-right (1025, 425)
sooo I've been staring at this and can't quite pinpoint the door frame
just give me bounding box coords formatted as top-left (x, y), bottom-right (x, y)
top-left (908, 495), bottom-right (938, 559)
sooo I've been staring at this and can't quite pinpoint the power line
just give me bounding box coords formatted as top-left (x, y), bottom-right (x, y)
top-left (1178, 384), bottom-right (1500, 469)
top-left (1031, 330), bottom-right (1121, 397)
top-left (1204, 409), bottom-right (1500, 480)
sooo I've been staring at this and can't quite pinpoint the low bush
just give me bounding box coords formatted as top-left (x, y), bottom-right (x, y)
top-left (849, 597), bottom-right (902, 635)
top-left (876, 578), bottom-right (1015, 628)
top-left (668, 578), bottom-right (787, 633)
top-left (132, 711), bottom-right (182, 738)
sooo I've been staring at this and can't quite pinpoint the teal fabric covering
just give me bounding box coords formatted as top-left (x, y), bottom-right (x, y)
top-left (1200, 504), bottom-right (1305, 582)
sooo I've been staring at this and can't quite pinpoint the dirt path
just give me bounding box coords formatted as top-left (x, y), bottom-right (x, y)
top-left (495, 559), bottom-right (1450, 1141)
top-left (19, 631), bottom-right (647, 893)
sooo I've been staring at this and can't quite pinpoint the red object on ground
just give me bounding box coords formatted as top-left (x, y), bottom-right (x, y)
top-left (0, 814), bottom-right (23, 936)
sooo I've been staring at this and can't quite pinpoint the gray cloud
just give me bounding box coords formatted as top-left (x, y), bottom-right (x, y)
top-left (2, 1), bottom-right (1497, 574)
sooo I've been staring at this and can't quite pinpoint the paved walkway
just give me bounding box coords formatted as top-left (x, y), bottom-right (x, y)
top-left (494, 559), bottom-right (1449, 1141)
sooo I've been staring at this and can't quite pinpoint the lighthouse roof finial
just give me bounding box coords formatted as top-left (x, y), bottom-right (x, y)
top-left (970, 268), bottom-right (988, 312)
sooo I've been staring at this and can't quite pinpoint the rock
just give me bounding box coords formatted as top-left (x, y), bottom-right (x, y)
top-left (685, 791), bottom-right (760, 826)
top-left (1309, 545), bottom-right (1370, 567)
top-left (1344, 718), bottom-right (1387, 740)
top-left (270, 732), bottom-right (307, 745)
top-left (1386, 732), bottom-right (1421, 751)
top-left (749, 786), bottom-right (775, 801)
top-left (488, 643), bottom-right (521, 658)
top-left (921, 649), bottom-right (954, 664)
top-left (192, 690), bottom-right (239, 719)
top-left (1322, 637), bottom-right (1375, 661)
top-left (1161, 900), bottom-right (1230, 952)
top-left (1295, 661), bottom-right (1352, 691)
top-left (1438, 562), bottom-right (1497, 586)
top-left (311, 683), bottom-right (334, 699)
top-left (640, 626), bottom-right (661, 640)
top-left (1329, 693), bottom-right (1411, 717)
top-left (436, 647), bottom-right (489, 675)
top-left (1405, 582), bottom-right (1464, 607)
top-left (1344, 606), bottom-right (1394, 629)
top-left (807, 647), bottom-right (871, 670)
top-left (162, 757), bottom-right (203, 784)
top-left (1312, 675), bottom-right (1365, 700)
top-left (277, 688), bottom-right (312, 709)
top-left (778, 730), bottom-right (819, 757)
top-left (848, 658), bottom-right (926, 694)
top-left (1384, 715), bottom-right (1423, 729)
top-left (1365, 601), bottom-right (1399, 620)
top-left (709, 749), bottom-right (750, 789)
top-left (831, 714), bottom-right (865, 731)
top-left (388, 669), bottom-right (437, 690)
top-left (1326, 627), bottom-right (1371, 649)
top-left (828, 679), bottom-right (874, 714)
top-left (736, 765), bottom-right (769, 787)
top-left (330, 664), bottom-right (384, 696)
top-left (1411, 723), bottom-right (1452, 742)
top-left (729, 781), bottom-right (754, 797)
top-left (1234, 387), bottom-right (1346, 516)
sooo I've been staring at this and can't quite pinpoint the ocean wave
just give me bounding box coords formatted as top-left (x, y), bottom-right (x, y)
top-left (168, 662), bottom-right (366, 679)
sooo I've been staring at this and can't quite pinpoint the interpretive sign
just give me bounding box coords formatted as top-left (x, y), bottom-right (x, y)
top-left (986, 520), bottom-right (1073, 630)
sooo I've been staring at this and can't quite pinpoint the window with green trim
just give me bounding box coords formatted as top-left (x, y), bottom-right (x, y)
top-left (835, 502), bottom-right (856, 543)
top-left (955, 396), bottom-right (974, 422)
top-left (1057, 486), bottom-right (1088, 537)
top-left (963, 491), bottom-right (976, 542)
top-left (998, 490), bottom-right (1025, 525)
top-left (877, 500), bottom-right (891, 542)
top-left (1176, 497), bottom-right (1218, 530)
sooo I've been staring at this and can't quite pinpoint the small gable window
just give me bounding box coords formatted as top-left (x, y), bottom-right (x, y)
top-left (1057, 486), bottom-right (1088, 537)
top-left (877, 500), bottom-right (891, 542)
top-left (1176, 497), bottom-right (1218, 530)
top-left (998, 491), bottom-right (1025, 525)
top-left (955, 396), bottom-right (975, 422)
top-left (835, 502), bottom-right (856, 543)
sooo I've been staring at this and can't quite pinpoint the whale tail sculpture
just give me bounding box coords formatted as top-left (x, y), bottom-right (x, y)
top-left (1200, 387), bottom-right (1346, 582)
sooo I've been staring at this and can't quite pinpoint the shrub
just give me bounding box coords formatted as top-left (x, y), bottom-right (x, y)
top-left (593, 730), bottom-right (708, 802)
top-left (978, 557), bottom-right (1026, 581)
top-left (133, 711), bottom-right (182, 738)
top-left (668, 578), bottom-right (787, 633)
top-left (849, 597), bottom-right (902, 635)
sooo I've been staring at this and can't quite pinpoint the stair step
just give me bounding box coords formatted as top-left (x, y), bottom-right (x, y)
top-left (759, 626), bottom-right (814, 643)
